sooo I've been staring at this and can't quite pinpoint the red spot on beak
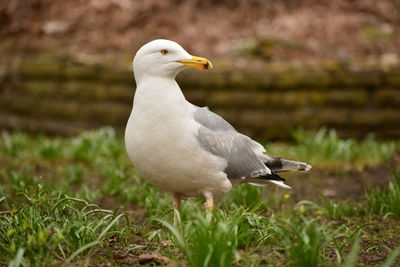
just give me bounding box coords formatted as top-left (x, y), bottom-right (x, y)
top-left (201, 65), bottom-right (207, 70)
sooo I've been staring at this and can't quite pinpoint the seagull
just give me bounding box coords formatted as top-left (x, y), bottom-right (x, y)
top-left (125, 39), bottom-right (311, 219)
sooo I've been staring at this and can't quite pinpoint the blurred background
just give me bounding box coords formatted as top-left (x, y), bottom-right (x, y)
top-left (1, 0), bottom-right (399, 140)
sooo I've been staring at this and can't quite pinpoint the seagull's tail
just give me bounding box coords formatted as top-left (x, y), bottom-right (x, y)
top-left (244, 155), bottom-right (311, 189)
top-left (263, 156), bottom-right (312, 173)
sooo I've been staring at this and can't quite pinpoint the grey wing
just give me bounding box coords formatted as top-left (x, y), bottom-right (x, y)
top-left (193, 106), bottom-right (271, 179)
top-left (193, 106), bottom-right (237, 132)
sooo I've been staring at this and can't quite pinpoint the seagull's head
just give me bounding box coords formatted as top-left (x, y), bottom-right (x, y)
top-left (133, 39), bottom-right (213, 82)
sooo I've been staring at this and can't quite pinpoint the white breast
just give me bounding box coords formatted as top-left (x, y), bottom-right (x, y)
top-left (125, 79), bottom-right (232, 198)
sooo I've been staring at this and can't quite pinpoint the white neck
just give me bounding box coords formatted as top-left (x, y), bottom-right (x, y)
top-left (134, 75), bottom-right (185, 103)
top-left (134, 66), bottom-right (182, 86)
top-left (130, 76), bottom-right (190, 123)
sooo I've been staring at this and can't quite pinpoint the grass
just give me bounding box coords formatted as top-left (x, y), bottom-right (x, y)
top-left (158, 211), bottom-right (239, 267)
top-left (276, 215), bottom-right (333, 267)
top-left (298, 197), bottom-right (360, 220)
top-left (0, 188), bottom-right (128, 265)
top-left (0, 127), bottom-right (399, 266)
top-left (343, 239), bottom-right (400, 267)
top-left (267, 128), bottom-right (397, 170)
top-left (366, 170), bottom-right (400, 217)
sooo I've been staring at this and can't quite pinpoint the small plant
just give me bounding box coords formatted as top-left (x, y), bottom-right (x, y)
top-left (226, 183), bottom-right (263, 208)
top-left (276, 214), bottom-right (334, 267)
top-left (37, 136), bottom-right (64, 159)
top-left (121, 174), bottom-right (171, 217)
top-left (0, 132), bottom-right (31, 158)
top-left (157, 211), bottom-right (239, 267)
top-left (222, 205), bottom-right (277, 248)
top-left (100, 163), bottom-right (130, 196)
top-left (6, 169), bottom-right (38, 193)
top-left (365, 170), bottom-right (400, 217)
top-left (61, 164), bottom-right (85, 185)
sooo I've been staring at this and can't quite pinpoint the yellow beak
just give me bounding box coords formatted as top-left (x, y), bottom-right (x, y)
top-left (177, 55), bottom-right (213, 70)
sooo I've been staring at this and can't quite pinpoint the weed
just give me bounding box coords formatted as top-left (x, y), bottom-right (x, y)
top-left (123, 174), bottom-right (171, 217)
top-left (6, 169), bottom-right (38, 193)
top-left (0, 132), bottom-right (30, 158)
top-left (226, 184), bottom-right (263, 208)
top-left (37, 136), bottom-right (64, 160)
top-left (157, 210), bottom-right (238, 267)
top-left (276, 214), bottom-right (336, 267)
top-left (366, 170), bottom-right (400, 217)
top-left (61, 164), bottom-right (85, 185)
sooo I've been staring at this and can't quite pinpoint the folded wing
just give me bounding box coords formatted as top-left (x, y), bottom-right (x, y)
top-left (193, 106), bottom-right (311, 188)
top-left (193, 106), bottom-right (286, 184)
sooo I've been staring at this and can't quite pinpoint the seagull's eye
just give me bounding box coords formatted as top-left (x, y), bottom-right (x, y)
top-left (160, 49), bottom-right (169, 55)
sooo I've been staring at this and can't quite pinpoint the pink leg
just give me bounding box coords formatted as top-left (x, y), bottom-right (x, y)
top-left (203, 192), bottom-right (214, 211)
top-left (173, 193), bottom-right (181, 226)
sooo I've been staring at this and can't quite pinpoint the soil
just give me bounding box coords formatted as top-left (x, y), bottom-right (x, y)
top-left (289, 164), bottom-right (393, 202)
top-left (1, 0), bottom-right (399, 62)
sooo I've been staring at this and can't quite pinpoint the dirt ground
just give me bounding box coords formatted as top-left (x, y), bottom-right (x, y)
top-left (289, 164), bottom-right (393, 202)
top-left (1, 0), bottom-right (399, 62)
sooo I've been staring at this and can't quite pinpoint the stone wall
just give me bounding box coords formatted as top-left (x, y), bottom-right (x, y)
top-left (1, 56), bottom-right (399, 139)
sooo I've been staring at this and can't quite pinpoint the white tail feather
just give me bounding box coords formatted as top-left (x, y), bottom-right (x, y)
top-left (304, 164), bottom-right (312, 171)
top-left (248, 182), bottom-right (267, 187)
top-left (269, 180), bottom-right (292, 189)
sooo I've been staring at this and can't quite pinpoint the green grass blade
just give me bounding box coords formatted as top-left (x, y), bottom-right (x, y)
top-left (8, 248), bottom-right (25, 267)
top-left (342, 239), bottom-right (360, 267)
top-left (155, 218), bottom-right (187, 250)
top-left (66, 241), bottom-right (100, 263)
top-left (380, 247), bottom-right (400, 267)
top-left (97, 214), bottom-right (125, 241)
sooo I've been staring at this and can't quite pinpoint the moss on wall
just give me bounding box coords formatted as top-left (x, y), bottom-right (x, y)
top-left (1, 55), bottom-right (399, 139)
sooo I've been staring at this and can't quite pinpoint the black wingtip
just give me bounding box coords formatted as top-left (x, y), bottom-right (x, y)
top-left (256, 171), bottom-right (286, 182)
top-left (264, 157), bottom-right (283, 170)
